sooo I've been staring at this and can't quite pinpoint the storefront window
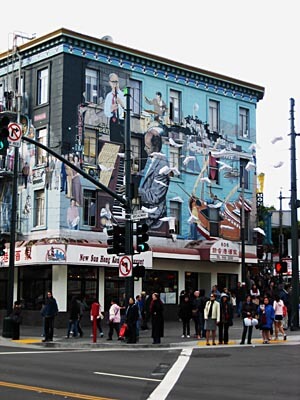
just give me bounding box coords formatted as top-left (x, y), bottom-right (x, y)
top-left (67, 266), bottom-right (98, 308)
top-left (105, 268), bottom-right (125, 311)
top-left (19, 266), bottom-right (52, 310)
top-left (142, 270), bottom-right (178, 304)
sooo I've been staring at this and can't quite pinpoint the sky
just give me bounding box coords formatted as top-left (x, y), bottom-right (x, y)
top-left (1, 0), bottom-right (299, 211)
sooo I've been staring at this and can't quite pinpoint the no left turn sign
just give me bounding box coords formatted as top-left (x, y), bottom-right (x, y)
top-left (119, 256), bottom-right (132, 277)
top-left (8, 123), bottom-right (22, 147)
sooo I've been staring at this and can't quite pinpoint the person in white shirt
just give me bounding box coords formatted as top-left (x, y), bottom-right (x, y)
top-left (107, 299), bottom-right (121, 340)
top-left (273, 294), bottom-right (287, 341)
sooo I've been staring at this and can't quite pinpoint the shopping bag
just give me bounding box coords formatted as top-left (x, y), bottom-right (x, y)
top-left (244, 317), bottom-right (258, 327)
top-left (119, 323), bottom-right (128, 338)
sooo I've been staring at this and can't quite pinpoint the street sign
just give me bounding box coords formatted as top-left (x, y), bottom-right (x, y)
top-left (119, 255), bottom-right (132, 277)
top-left (8, 123), bottom-right (22, 147)
top-left (132, 211), bottom-right (148, 220)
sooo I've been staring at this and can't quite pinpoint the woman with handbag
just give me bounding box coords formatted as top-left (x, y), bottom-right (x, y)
top-left (257, 296), bottom-right (275, 344)
top-left (240, 295), bottom-right (257, 344)
top-left (218, 294), bottom-right (233, 344)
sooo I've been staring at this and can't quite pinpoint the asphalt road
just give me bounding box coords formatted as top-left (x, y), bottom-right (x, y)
top-left (0, 343), bottom-right (299, 400)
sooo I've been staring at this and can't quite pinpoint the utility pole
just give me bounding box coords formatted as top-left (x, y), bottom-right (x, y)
top-left (289, 98), bottom-right (299, 330)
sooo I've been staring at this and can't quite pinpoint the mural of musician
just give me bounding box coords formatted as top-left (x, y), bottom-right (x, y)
top-left (138, 126), bottom-right (170, 230)
top-left (144, 91), bottom-right (168, 125)
top-left (104, 72), bottom-right (125, 144)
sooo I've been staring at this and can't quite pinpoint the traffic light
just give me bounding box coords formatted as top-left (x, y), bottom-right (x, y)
top-left (133, 265), bottom-right (145, 278)
top-left (0, 237), bottom-right (6, 257)
top-left (275, 261), bottom-right (288, 274)
top-left (136, 223), bottom-right (149, 253)
top-left (0, 115), bottom-right (10, 155)
top-left (280, 261), bottom-right (288, 273)
top-left (275, 262), bottom-right (282, 274)
top-left (107, 224), bottom-right (126, 255)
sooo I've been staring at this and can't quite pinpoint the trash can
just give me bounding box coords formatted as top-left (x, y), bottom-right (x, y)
top-left (2, 316), bottom-right (13, 338)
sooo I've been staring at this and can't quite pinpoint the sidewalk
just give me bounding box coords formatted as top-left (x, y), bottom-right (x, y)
top-left (1, 318), bottom-right (300, 349)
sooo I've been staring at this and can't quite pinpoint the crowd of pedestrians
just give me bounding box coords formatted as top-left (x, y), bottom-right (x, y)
top-left (177, 272), bottom-right (292, 345)
top-left (9, 272), bottom-right (293, 346)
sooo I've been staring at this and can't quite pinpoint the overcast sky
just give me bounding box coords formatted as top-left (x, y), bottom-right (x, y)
top-left (1, 0), bottom-right (299, 210)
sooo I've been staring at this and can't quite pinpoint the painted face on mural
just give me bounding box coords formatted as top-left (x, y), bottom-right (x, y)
top-left (144, 127), bottom-right (163, 155)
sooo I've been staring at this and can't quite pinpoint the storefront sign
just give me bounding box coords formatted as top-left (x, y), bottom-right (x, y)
top-left (1, 243), bottom-right (152, 268)
top-left (210, 239), bottom-right (240, 262)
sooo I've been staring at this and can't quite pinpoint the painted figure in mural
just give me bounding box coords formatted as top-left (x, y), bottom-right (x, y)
top-left (104, 72), bottom-right (125, 144)
top-left (21, 162), bottom-right (30, 189)
top-left (67, 198), bottom-right (80, 230)
top-left (72, 154), bottom-right (83, 206)
top-left (139, 126), bottom-right (169, 229)
top-left (65, 154), bottom-right (73, 199)
top-left (60, 154), bottom-right (67, 194)
top-left (145, 91), bottom-right (168, 124)
top-left (100, 202), bottom-right (113, 234)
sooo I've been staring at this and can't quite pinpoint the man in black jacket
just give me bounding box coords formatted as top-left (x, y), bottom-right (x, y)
top-left (42, 291), bottom-right (58, 342)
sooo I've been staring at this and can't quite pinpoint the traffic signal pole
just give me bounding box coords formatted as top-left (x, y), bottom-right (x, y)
top-left (124, 88), bottom-right (134, 302)
top-left (6, 44), bottom-right (23, 317)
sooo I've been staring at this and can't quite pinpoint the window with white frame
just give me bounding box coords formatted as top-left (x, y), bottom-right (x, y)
top-left (169, 201), bottom-right (181, 234)
top-left (131, 136), bottom-right (142, 173)
top-left (85, 69), bottom-right (99, 104)
top-left (169, 90), bottom-right (181, 124)
top-left (129, 79), bottom-right (141, 115)
top-left (34, 189), bottom-right (45, 227)
top-left (209, 99), bottom-right (219, 132)
top-left (169, 146), bottom-right (180, 169)
top-left (36, 128), bottom-right (47, 165)
top-left (83, 189), bottom-right (96, 227)
top-left (37, 68), bottom-right (49, 105)
top-left (239, 107), bottom-right (249, 138)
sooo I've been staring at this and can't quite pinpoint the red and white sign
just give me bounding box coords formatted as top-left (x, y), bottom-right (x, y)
top-left (119, 256), bottom-right (133, 277)
top-left (8, 123), bottom-right (22, 147)
top-left (210, 239), bottom-right (240, 262)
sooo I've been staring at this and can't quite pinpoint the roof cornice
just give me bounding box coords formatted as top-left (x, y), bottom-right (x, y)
top-left (0, 27), bottom-right (264, 100)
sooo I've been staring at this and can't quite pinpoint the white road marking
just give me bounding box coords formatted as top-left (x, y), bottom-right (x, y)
top-left (94, 371), bottom-right (161, 382)
top-left (147, 347), bottom-right (192, 400)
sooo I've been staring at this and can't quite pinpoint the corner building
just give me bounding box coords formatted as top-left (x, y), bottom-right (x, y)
top-left (0, 29), bottom-right (264, 324)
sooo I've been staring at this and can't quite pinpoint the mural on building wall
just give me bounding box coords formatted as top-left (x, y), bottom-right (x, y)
top-left (0, 181), bottom-right (12, 233)
top-left (77, 68), bottom-right (255, 239)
